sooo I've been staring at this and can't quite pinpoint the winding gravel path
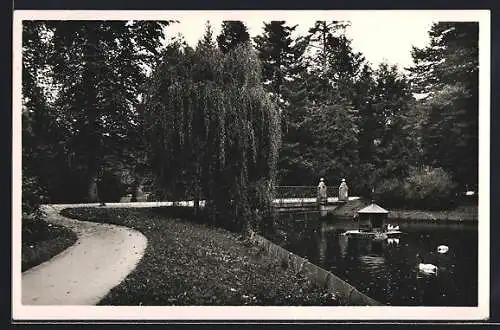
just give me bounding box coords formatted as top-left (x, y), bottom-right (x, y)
top-left (22, 204), bottom-right (148, 305)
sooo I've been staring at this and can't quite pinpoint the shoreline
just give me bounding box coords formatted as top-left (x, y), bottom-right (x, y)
top-left (331, 199), bottom-right (478, 222)
top-left (388, 208), bottom-right (478, 222)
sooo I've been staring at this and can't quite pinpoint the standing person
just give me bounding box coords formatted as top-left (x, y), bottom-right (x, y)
top-left (339, 178), bottom-right (349, 201)
top-left (317, 178), bottom-right (327, 205)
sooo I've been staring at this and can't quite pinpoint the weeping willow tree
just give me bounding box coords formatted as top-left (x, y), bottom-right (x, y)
top-left (144, 37), bottom-right (280, 236)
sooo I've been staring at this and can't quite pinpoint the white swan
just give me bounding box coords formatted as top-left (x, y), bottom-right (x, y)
top-left (417, 253), bottom-right (438, 275)
top-left (387, 238), bottom-right (399, 245)
top-left (437, 245), bottom-right (449, 254)
top-left (418, 263), bottom-right (438, 275)
top-left (387, 224), bottom-right (400, 231)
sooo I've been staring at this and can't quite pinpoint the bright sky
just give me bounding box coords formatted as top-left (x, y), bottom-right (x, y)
top-left (163, 11), bottom-right (444, 71)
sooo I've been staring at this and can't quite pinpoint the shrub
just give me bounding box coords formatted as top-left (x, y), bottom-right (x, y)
top-left (22, 172), bottom-right (46, 219)
top-left (403, 166), bottom-right (457, 210)
top-left (374, 166), bottom-right (457, 210)
top-left (374, 177), bottom-right (406, 207)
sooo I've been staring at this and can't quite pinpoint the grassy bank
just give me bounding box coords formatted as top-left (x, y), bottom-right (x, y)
top-left (61, 207), bottom-right (341, 306)
top-left (332, 199), bottom-right (478, 222)
top-left (389, 205), bottom-right (478, 222)
top-left (22, 216), bottom-right (78, 272)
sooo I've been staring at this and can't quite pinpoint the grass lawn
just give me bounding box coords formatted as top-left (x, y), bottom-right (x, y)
top-left (22, 216), bottom-right (78, 272)
top-left (61, 207), bottom-right (340, 306)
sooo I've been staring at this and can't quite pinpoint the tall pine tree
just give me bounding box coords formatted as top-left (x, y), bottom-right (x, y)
top-left (305, 21), bottom-right (364, 102)
top-left (216, 21), bottom-right (250, 54)
top-left (253, 21), bottom-right (308, 109)
top-left (408, 22), bottom-right (479, 190)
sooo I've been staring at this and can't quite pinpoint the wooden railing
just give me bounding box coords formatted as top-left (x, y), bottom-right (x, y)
top-left (273, 185), bottom-right (324, 207)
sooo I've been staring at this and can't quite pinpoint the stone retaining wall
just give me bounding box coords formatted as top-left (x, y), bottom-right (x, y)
top-left (252, 234), bottom-right (382, 306)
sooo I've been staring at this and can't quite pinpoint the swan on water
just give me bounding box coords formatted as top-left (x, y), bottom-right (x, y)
top-left (418, 263), bottom-right (438, 275)
top-left (416, 254), bottom-right (438, 275)
top-left (387, 238), bottom-right (399, 245)
top-left (437, 245), bottom-right (449, 254)
top-left (387, 224), bottom-right (400, 231)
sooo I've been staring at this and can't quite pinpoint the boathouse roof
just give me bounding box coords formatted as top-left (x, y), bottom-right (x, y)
top-left (357, 203), bottom-right (389, 214)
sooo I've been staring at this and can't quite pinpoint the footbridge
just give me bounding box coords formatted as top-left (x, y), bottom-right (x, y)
top-left (273, 185), bottom-right (359, 211)
top-left (119, 185), bottom-right (359, 211)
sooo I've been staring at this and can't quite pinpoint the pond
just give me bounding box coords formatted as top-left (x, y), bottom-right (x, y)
top-left (264, 211), bottom-right (478, 306)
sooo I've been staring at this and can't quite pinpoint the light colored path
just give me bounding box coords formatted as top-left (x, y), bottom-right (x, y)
top-left (81, 196), bottom-right (360, 207)
top-left (22, 205), bottom-right (148, 305)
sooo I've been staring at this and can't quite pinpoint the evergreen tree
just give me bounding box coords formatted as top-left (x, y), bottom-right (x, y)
top-left (408, 22), bottom-right (478, 190)
top-left (371, 63), bottom-right (416, 180)
top-left (351, 62), bottom-right (416, 193)
top-left (253, 21), bottom-right (312, 185)
top-left (216, 21), bottom-right (250, 54)
top-left (30, 20), bottom-right (170, 202)
top-left (253, 21), bottom-right (308, 109)
top-left (305, 21), bottom-right (365, 102)
top-left (198, 21), bottom-right (216, 50)
top-left (353, 64), bottom-right (377, 193)
top-left (301, 102), bottom-right (360, 185)
top-left (279, 21), bottom-right (364, 188)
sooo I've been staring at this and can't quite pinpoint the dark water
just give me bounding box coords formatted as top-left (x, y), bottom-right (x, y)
top-left (265, 211), bottom-right (478, 306)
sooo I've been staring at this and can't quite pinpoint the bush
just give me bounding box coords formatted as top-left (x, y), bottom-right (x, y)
top-left (403, 167), bottom-right (457, 209)
top-left (374, 166), bottom-right (457, 210)
top-left (22, 172), bottom-right (46, 219)
top-left (374, 177), bottom-right (406, 207)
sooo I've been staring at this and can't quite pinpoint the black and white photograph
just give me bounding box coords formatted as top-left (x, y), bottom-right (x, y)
top-left (12, 10), bottom-right (490, 321)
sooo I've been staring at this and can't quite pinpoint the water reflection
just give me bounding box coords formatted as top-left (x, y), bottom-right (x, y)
top-left (387, 238), bottom-right (399, 245)
top-left (267, 211), bottom-right (478, 306)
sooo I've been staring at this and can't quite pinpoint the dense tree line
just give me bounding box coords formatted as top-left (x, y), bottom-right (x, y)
top-left (22, 20), bottom-right (170, 208)
top-left (407, 22), bottom-right (478, 191)
top-left (254, 21), bottom-right (420, 197)
top-left (252, 20), bottom-right (478, 207)
top-left (22, 19), bottom-right (478, 226)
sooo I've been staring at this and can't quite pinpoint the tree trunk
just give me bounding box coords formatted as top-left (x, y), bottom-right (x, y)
top-left (194, 196), bottom-right (200, 216)
top-left (242, 216), bottom-right (253, 240)
top-left (193, 167), bottom-right (201, 215)
top-left (87, 175), bottom-right (99, 203)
